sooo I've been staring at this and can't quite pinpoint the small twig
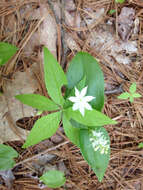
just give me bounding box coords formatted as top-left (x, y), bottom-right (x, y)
top-left (15, 141), bottom-right (69, 167)
top-left (60, 0), bottom-right (68, 69)
top-left (115, 2), bottom-right (119, 39)
top-left (105, 83), bottom-right (123, 95)
top-left (47, 0), bottom-right (61, 24)
top-left (47, 0), bottom-right (68, 69)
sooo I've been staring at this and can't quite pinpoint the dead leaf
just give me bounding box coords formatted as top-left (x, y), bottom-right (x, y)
top-left (23, 5), bottom-right (57, 57)
top-left (0, 64), bottom-right (39, 143)
top-left (0, 170), bottom-right (15, 190)
top-left (89, 23), bottom-right (138, 65)
top-left (118, 7), bottom-right (135, 41)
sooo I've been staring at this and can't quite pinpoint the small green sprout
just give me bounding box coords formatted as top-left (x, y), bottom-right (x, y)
top-left (109, 9), bottom-right (116, 15)
top-left (115, 0), bottom-right (125, 3)
top-left (138, 143), bottom-right (143, 148)
top-left (117, 83), bottom-right (142, 103)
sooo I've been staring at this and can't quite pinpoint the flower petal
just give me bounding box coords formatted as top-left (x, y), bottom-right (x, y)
top-left (72, 103), bottom-right (79, 111)
top-left (80, 86), bottom-right (88, 97)
top-left (84, 102), bottom-right (92, 110)
top-left (68, 96), bottom-right (77, 103)
top-left (75, 87), bottom-right (80, 97)
top-left (79, 105), bottom-right (85, 116)
top-left (84, 96), bottom-right (95, 102)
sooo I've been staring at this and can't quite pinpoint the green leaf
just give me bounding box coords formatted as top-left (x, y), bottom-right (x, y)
top-left (15, 94), bottom-right (59, 111)
top-left (0, 42), bottom-right (18, 66)
top-left (65, 75), bottom-right (86, 99)
top-left (0, 144), bottom-right (18, 171)
top-left (117, 92), bottom-right (130, 99)
top-left (43, 47), bottom-right (67, 106)
top-left (62, 113), bottom-right (80, 147)
top-left (138, 142), bottom-right (143, 148)
top-left (115, 0), bottom-right (125, 3)
top-left (70, 119), bottom-right (88, 129)
top-left (23, 112), bottom-right (61, 148)
top-left (132, 93), bottom-right (142, 98)
top-left (129, 83), bottom-right (136, 94)
top-left (66, 52), bottom-right (104, 111)
top-left (66, 107), bottom-right (117, 128)
top-left (40, 170), bottom-right (66, 188)
top-left (109, 9), bottom-right (116, 15)
top-left (79, 128), bottom-right (110, 182)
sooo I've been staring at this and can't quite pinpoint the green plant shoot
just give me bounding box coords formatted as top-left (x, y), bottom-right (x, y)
top-left (117, 83), bottom-right (142, 103)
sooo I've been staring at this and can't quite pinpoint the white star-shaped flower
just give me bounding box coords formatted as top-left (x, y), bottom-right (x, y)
top-left (68, 86), bottom-right (95, 116)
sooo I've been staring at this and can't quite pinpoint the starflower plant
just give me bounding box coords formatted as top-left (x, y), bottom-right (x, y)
top-left (15, 47), bottom-right (117, 182)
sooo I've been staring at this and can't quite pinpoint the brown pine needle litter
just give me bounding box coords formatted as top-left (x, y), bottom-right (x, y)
top-left (0, 0), bottom-right (143, 189)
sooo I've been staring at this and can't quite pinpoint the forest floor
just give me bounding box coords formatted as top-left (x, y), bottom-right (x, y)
top-left (0, 0), bottom-right (143, 189)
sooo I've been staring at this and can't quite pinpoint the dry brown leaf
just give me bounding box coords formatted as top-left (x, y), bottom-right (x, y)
top-left (89, 23), bottom-right (138, 65)
top-left (0, 64), bottom-right (39, 143)
top-left (118, 7), bottom-right (135, 41)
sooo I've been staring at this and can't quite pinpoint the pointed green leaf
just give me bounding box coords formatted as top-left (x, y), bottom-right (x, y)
top-left (40, 170), bottom-right (66, 188)
top-left (63, 113), bottom-right (80, 147)
top-left (132, 93), bottom-right (142, 98)
top-left (43, 47), bottom-right (67, 106)
top-left (15, 94), bottom-right (59, 111)
top-left (66, 52), bottom-right (104, 111)
top-left (0, 144), bottom-right (18, 170)
top-left (0, 42), bottom-right (18, 66)
top-left (129, 83), bottom-right (136, 94)
top-left (66, 107), bottom-right (117, 128)
top-left (79, 128), bottom-right (110, 182)
top-left (117, 92), bottom-right (130, 99)
top-left (23, 112), bottom-right (61, 148)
